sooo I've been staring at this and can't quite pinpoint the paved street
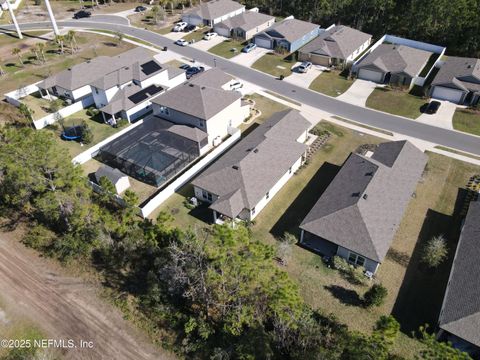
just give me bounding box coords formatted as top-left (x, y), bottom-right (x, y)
top-left (1, 19), bottom-right (479, 156)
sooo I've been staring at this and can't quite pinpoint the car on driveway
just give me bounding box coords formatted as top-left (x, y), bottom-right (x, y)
top-left (203, 32), bottom-right (217, 41)
top-left (186, 66), bottom-right (205, 79)
top-left (230, 81), bottom-right (243, 91)
top-left (180, 64), bottom-right (191, 70)
top-left (242, 43), bottom-right (257, 53)
top-left (73, 10), bottom-right (91, 19)
top-left (175, 39), bottom-right (189, 47)
top-left (423, 100), bottom-right (441, 114)
top-left (173, 22), bottom-right (188, 32)
top-left (297, 61), bottom-right (312, 73)
top-left (135, 6), bottom-right (147, 12)
top-left (185, 24), bottom-right (197, 32)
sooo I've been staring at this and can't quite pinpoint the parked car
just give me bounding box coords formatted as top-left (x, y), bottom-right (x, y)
top-left (73, 10), bottom-right (91, 19)
top-left (135, 5), bottom-right (147, 12)
top-left (185, 24), bottom-right (197, 32)
top-left (242, 43), bottom-right (257, 53)
top-left (203, 32), bottom-right (217, 41)
top-left (173, 22), bottom-right (188, 32)
top-left (180, 64), bottom-right (191, 70)
top-left (175, 39), bottom-right (189, 47)
top-left (297, 61), bottom-right (312, 73)
top-left (230, 81), bottom-right (243, 91)
top-left (186, 66), bottom-right (205, 79)
top-left (424, 100), bottom-right (441, 114)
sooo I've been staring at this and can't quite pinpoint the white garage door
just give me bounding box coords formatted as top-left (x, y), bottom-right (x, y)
top-left (431, 86), bottom-right (464, 104)
top-left (358, 68), bottom-right (384, 83)
top-left (254, 37), bottom-right (272, 49)
top-left (214, 26), bottom-right (230, 38)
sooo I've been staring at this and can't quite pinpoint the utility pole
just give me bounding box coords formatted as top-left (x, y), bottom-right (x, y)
top-left (2, 0), bottom-right (22, 39)
top-left (44, 0), bottom-right (59, 36)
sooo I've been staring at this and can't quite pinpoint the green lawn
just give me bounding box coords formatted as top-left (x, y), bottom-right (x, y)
top-left (252, 52), bottom-right (295, 78)
top-left (182, 29), bottom-right (210, 43)
top-left (452, 108), bottom-right (480, 136)
top-left (240, 93), bottom-right (290, 132)
top-left (20, 92), bottom-right (60, 120)
top-left (366, 87), bottom-right (425, 119)
top-left (208, 39), bottom-right (246, 59)
top-left (309, 70), bottom-right (355, 97)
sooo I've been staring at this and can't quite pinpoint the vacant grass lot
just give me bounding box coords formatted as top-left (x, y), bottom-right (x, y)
top-left (208, 39), bottom-right (246, 59)
top-left (309, 70), bottom-right (354, 97)
top-left (366, 87), bottom-right (425, 119)
top-left (252, 52), bottom-right (295, 78)
top-left (452, 108), bottom-right (480, 136)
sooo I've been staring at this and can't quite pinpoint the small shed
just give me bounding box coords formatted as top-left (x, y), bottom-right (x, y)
top-left (95, 165), bottom-right (130, 194)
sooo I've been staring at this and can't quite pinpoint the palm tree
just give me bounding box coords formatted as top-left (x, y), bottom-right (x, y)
top-left (36, 43), bottom-right (46, 63)
top-left (12, 48), bottom-right (24, 66)
top-left (31, 47), bottom-right (40, 63)
top-left (151, 5), bottom-right (160, 25)
top-left (115, 32), bottom-right (124, 46)
top-left (66, 30), bottom-right (78, 53)
top-left (55, 35), bottom-right (65, 54)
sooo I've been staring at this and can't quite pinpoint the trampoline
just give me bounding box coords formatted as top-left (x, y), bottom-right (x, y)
top-left (61, 125), bottom-right (83, 141)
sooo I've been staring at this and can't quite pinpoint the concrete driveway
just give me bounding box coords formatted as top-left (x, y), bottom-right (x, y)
top-left (336, 79), bottom-right (379, 106)
top-left (415, 100), bottom-right (457, 130)
top-left (232, 47), bottom-right (270, 67)
top-left (285, 62), bottom-right (324, 88)
top-left (163, 31), bottom-right (186, 41)
top-left (190, 35), bottom-right (227, 51)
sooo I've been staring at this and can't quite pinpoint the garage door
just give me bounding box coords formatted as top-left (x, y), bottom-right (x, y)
top-left (254, 36), bottom-right (272, 49)
top-left (358, 68), bottom-right (384, 83)
top-left (431, 86), bottom-right (464, 104)
top-left (214, 26), bottom-right (230, 38)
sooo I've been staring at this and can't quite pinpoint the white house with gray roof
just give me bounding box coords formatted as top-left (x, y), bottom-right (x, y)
top-left (437, 200), bottom-right (480, 358)
top-left (182, 0), bottom-right (245, 27)
top-left (191, 109), bottom-right (310, 223)
top-left (430, 56), bottom-right (480, 105)
top-left (298, 25), bottom-right (372, 67)
top-left (300, 141), bottom-right (427, 274)
top-left (151, 68), bottom-right (249, 147)
top-left (213, 9), bottom-right (275, 40)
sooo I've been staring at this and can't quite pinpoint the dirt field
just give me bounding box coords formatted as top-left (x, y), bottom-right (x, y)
top-left (0, 228), bottom-right (176, 360)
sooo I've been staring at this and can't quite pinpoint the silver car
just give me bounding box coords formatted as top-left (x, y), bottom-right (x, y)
top-left (298, 61), bottom-right (312, 73)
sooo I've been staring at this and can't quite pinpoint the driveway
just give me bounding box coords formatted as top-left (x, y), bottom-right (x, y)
top-left (415, 100), bottom-right (457, 130)
top-left (285, 62), bottom-right (324, 88)
top-left (163, 31), bottom-right (186, 41)
top-left (190, 35), bottom-right (226, 51)
top-left (336, 79), bottom-right (379, 107)
top-left (232, 47), bottom-right (270, 67)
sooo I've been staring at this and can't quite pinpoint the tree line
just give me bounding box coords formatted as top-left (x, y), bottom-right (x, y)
top-left (0, 122), bottom-right (472, 359)
top-left (241, 0), bottom-right (480, 57)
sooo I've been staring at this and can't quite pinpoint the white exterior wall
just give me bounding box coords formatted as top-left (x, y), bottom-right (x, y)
top-left (33, 95), bottom-right (95, 129)
top-left (114, 177), bottom-right (131, 194)
top-left (164, 72), bottom-right (187, 88)
top-left (125, 101), bottom-right (154, 121)
top-left (70, 85), bottom-right (93, 101)
top-left (212, 7), bottom-right (245, 25)
top-left (205, 99), bottom-right (249, 143)
top-left (244, 20), bottom-right (274, 40)
top-left (139, 71), bottom-right (169, 88)
top-left (193, 186), bottom-right (219, 203)
top-left (182, 14), bottom-right (203, 26)
top-left (336, 246), bottom-right (380, 273)
top-left (92, 86), bottom-right (119, 108)
top-left (346, 38), bottom-right (372, 63)
top-left (153, 105), bottom-right (204, 129)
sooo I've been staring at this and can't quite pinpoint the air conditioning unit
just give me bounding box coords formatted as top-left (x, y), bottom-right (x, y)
top-left (212, 136), bottom-right (222, 147)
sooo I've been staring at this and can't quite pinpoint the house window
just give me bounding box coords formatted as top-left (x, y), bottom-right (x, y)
top-left (159, 106), bottom-right (169, 115)
top-left (265, 191), bottom-right (270, 200)
top-left (95, 88), bottom-right (99, 94)
top-left (199, 119), bottom-right (205, 128)
top-left (202, 190), bottom-right (212, 202)
top-left (251, 207), bottom-right (256, 215)
top-left (288, 167), bottom-right (292, 174)
top-left (348, 252), bottom-right (366, 267)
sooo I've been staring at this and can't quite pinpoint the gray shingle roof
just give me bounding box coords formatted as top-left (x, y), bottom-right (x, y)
top-left (431, 56), bottom-right (480, 92)
top-left (258, 18), bottom-right (319, 43)
top-left (439, 200), bottom-right (480, 347)
top-left (95, 165), bottom-right (127, 184)
top-left (189, 67), bottom-right (234, 88)
top-left (191, 109), bottom-right (310, 218)
top-left (300, 140), bottom-right (427, 262)
top-left (215, 11), bottom-right (274, 32)
top-left (38, 47), bottom-right (159, 91)
top-left (151, 69), bottom-right (241, 120)
top-left (356, 44), bottom-right (432, 77)
top-left (100, 83), bottom-right (165, 115)
top-left (299, 25), bottom-right (371, 60)
top-left (185, 0), bottom-right (244, 21)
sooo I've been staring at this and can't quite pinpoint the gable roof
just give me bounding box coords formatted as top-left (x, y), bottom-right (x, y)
top-left (300, 141), bottom-right (427, 262)
top-left (439, 201), bottom-right (480, 347)
top-left (185, 0), bottom-right (244, 21)
top-left (431, 56), bottom-right (480, 92)
top-left (38, 47), bottom-right (156, 91)
top-left (151, 69), bottom-right (240, 120)
top-left (259, 18), bottom-right (319, 43)
top-left (95, 165), bottom-right (127, 184)
top-left (299, 25), bottom-right (371, 60)
top-left (215, 11), bottom-right (274, 32)
top-left (189, 67), bottom-right (234, 88)
top-left (191, 109), bottom-right (310, 218)
top-left (356, 44), bottom-right (432, 77)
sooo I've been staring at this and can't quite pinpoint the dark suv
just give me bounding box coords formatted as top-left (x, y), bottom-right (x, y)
top-left (73, 10), bottom-right (91, 19)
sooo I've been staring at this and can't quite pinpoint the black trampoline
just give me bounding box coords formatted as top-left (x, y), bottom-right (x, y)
top-left (95, 117), bottom-right (207, 187)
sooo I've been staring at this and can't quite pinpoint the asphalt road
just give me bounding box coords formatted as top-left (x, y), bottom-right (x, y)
top-left (1, 19), bottom-right (479, 155)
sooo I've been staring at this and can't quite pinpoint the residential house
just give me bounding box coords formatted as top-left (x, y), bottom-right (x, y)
top-left (430, 56), bottom-right (480, 105)
top-left (191, 109), bottom-right (310, 223)
top-left (299, 141), bottom-right (427, 274)
top-left (253, 18), bottom-right (320, 53)
top-left (95, 165), bottom-right (131, 194)
top-left (298, 25), bottom-right (372, 67)
top-left (355, 44), bottom-right (432, 88)
top-left (182, 0), bottom-right (245, 27)
top-left (437, 200), bottom-right (480, 358)
top-left (151, 68), bottom-right (249, 146)
top-left (213, 9), bottom-right (275, 40)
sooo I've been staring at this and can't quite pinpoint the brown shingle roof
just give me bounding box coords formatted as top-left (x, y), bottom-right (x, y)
top-left (431, 56), bottom-right (480, 92)
top-left (185, 0), bottom-right (244, 21)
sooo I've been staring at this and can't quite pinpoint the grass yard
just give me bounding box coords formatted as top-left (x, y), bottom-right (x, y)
top-left (182, 29), bottom-right (210, 43)
top-left (252, 52), bottom-right (295, 78)
top-left (452, 108), bottom-right (480, 136)
top-left (20, 92), bottom-right (58, 120)
top-left (165, 59), bottom-right (189, 68)
top-left (309, 70), bottom-right (354, 97)
top-left (127, 13), bottom-right (173, 34)
top-left (366, 87), bottom-right (425, 119)
top-left (208, 39), bottom-right (246, 59)
top-left (240, 93), bottom-right (290, 132)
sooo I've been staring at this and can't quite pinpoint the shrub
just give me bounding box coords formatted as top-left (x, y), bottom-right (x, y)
top-left (421, 235), bottom-right (448, 268)
top-left (375, 315), bottom-right (400, 344)
top-left (332, 256), bottom-right (349, 272)
top-left (81, 120), bottom-right (93, 144)
top-left (86, 108), bottom-right (99, 117)
top-left (22, 224), bottom-right (56, 250)
top-left (116, 118), bottom-right (129, 128)
top-left (364, 283), bottom-right (388, 308)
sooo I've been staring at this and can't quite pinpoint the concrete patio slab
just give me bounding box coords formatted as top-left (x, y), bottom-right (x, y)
top-left (415, 100), bottom-right (457, 130)
top-left (336, 79), bottom-right (378, 106)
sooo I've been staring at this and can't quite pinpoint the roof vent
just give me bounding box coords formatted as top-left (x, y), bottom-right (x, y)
top-left (352, 192), bottom-right (360, 197)
top-left (253, 149), bottom-right (259, 153)
top-left (363, 194), bottom-right (368, 200)
top-left (365, 171), bottom-right (374, 176)
top-left (232, 165), bottom-right (239, 170)
top-left (124, 66), bottom-right (129, 70)
top-left (201, 86), bottom-right (206, 90)
top-left (189, 84), bottom-right (194, 87)
top-left (467, 64), bottom-right (472, 69)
